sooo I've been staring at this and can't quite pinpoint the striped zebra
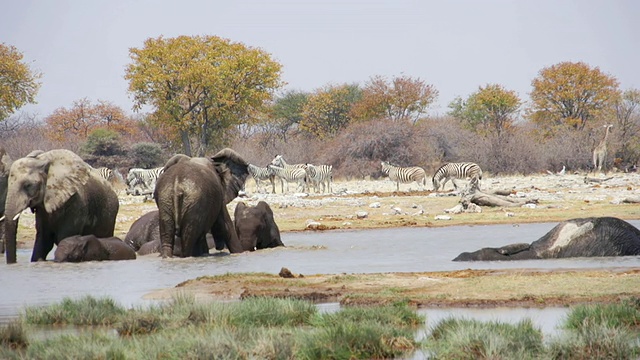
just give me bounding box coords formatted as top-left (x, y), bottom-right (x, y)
top-left (93, 167), bottom-right (114, 182)
top-left (432, 162), bottom-right (483, 191)
top-left (380, 161), bottom-right (427, 191)
top-left (271, 155), bottom-right (306, 193)
top-left (126, 167), bottom-right (164, 195)
top-left (267, 164), bottom-right (307, 193)
top-left (247, 164), bottom-right (276, 194)
top-left (304, 163), bottom-right (333, 194)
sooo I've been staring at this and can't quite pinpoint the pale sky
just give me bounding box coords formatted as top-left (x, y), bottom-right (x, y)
top-left (3, 0), bottom-right (639, 119)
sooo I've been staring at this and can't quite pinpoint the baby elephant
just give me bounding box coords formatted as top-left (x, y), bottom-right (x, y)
top-left (54, 235), bottom-right (136, 262)
top-left (125, 210), bottom-right (222, 255)
top-left (234, 201), bottom-right (284, 251)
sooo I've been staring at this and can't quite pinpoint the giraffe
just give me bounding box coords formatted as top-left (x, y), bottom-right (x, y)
top-left (592, 124), bottom-right (613, 173)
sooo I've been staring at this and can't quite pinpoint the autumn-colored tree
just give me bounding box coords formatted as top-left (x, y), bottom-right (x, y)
top-left (0, 43), bottom-right (41, 120)
top-left (614, 89), bottom-right (640, 166)
top-left (125, 35), bottom-right (283, 156)
top-left (448, 84), bottom-right (521, 137)
top-left (528, 61), bottom-right (620, 131)
top-left (299, 84), bottom-right (361, 139)
top-left (351, 75), bottom-right (438, 123)
top-left (45, 98), bottom-right (137, 143)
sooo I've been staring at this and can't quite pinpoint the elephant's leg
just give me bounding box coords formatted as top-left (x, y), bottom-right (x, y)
top-left (211, 207), bottom-right (243, 253)
top-left (31, 215), bottom-right (53, 262)
top-left (158, 208), bottom-right (176, 258)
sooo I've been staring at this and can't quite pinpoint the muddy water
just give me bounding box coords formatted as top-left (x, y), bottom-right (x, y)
top-left (1, 221), bottom-right (639, 323)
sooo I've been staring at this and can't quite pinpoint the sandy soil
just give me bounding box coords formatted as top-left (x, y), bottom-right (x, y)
top-left (139, 171), bottom-right (640, 307)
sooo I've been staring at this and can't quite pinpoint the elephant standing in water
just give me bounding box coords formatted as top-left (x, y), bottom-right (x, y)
top-left (154, 148), bottom-right (249, 258)
top-left (234, 201), bottom-right (284, 251)
top-left (453, 217), bottom-right (640, 261)
top-left (125, 210), bottom-right (222, 255)
top-left (3, 149), bottom-right (119, 263)
top-left (54, 235), bottom-right (136, 262)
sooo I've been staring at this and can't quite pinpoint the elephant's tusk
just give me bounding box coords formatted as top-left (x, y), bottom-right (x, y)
top-left (0, 215), bottom-right (4, 222)
top-left (12, 213), bottom-right (20, 221)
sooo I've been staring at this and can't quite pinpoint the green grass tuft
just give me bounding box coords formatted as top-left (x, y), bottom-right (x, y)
top-left (562, 299), bottom-right (640, 331)
top-left (427, 317), bottom-right (545, 360)
top-left (22, 296), bottom-right (127, 325)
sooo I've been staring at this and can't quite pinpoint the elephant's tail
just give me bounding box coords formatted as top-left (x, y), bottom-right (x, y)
top-left (173, 178), bottom-right (184, 237)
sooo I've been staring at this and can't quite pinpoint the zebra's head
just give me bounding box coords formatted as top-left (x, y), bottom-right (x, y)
top-left (271, 155), bottom-right (284, 167)
top-left (432, 176), bottom-right (441, 191)
top-left (380, 161), bottom-right (391, 174)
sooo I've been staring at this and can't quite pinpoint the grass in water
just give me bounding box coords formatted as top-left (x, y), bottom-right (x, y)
top-left (562, 297), bottom-right (640, 331)
top-left (22, 295), bottom-right (126, 326)
top-left (427, 317), bottom-right (545, 360)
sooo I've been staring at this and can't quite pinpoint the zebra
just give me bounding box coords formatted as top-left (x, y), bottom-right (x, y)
top-left (271, 155), bottom-right (306, 193)
top-left (432, 162), bottom-right (483, 191)
top-left (93, 167), bottom-right (114, 182)
top-left (380, 161), bottom-right (427, 191)
top-left (247, 164), bottom-right (276, 194)
top-left (304, 163), bottom-right (333, 194)
top-left (267, 164), bottom-right (307, 193)
top-left (126, 167), bottom-right (164, 195)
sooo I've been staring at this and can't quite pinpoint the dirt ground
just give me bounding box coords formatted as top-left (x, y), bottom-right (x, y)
top-left (140, 172), bottom-right (640, 308)
top-left (13, 171), bottom-right (640, 307)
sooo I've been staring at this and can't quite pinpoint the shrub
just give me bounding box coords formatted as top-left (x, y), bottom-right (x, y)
top-left (82, 128), bottom-right (124, 156)
top-left (129, 142), bottom-right (164, 168)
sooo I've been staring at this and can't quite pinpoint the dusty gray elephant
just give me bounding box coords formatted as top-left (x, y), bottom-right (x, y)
top-left (154, 148), bottom-right (249, 257)
top-left (234, 201), bottom-right (284, 251)
top-left (3, 149), bottom-right (119, 263)
top-left (0, 147), bottom-right (12, 254)
top-left (453, 217), bottom-right (640, 261)
top-left (125, 210), bottom-right (222, 255)
top-left (54, 235), bottom-right (136, 262)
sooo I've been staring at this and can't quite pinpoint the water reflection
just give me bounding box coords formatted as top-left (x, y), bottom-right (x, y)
top-left (1, 221), bottom-right (639, 323)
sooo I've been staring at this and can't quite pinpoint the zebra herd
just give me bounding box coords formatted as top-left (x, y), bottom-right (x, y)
top-left (93, 156), bottom-right (481, 197)
top-left (247, 155), bottom-right (333, 194)
top-left (381, 161), bottom-right (483, 192)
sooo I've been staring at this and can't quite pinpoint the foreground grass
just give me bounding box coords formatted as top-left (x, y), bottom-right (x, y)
top-left (1, 295), bottom-right (423, 359)
top-left (426, 297), bottom-right (640, 360)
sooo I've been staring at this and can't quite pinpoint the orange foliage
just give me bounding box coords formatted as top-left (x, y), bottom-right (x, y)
top-left (44, 98), bottom-right (138, 142)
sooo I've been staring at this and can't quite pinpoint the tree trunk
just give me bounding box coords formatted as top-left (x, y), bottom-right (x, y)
top-left (180, 129), bottom-right (192, 157)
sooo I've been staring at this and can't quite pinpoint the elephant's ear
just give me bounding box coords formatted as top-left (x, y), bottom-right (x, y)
top-left (211, 148), bottom-right (249, 204)
top-left (162, 154), bottom-right (191, 172)
top-left (0, 147), bottom-right (11, 175)
top-left (40, 150), bottom-right (91, 213)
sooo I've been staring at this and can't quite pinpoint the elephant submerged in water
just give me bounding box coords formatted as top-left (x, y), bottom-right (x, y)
top-left (453, 217), bottom-right (640, 261)
top-left (124, 210), bottom-right (221, 255)
top-left (54, 235), bottom-right (136, 262)
top-left (234, 201), bottom-right (284, 251)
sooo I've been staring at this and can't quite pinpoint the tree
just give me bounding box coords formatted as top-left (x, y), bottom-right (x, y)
top-left (614, 89), bottom-right (640, 167)
top-left (125, 35), bottom-right (283, 156)
top-left (528, 61), bottom-right (620, 131)
top-left (0, 43), bottom-right (41, 120)
top-left (45, 98), bottom-right (137, 143)
top-left (448, 84), bottom-right (521, 137)
top-left (269, 90), bottom-right (309, 142)
top-left (300, 84), bottom-right (361, 139)
top-left (351, 74), bottom-right (438, 123)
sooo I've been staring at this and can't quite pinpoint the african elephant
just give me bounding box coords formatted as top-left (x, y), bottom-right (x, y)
top-left (234, 201), bottom-right (284, 251)
top-left (453, 217), bottom-right (640, 261)
top-left (0, 147), bottom-right (12, 254)
top-left (54, 235), bottom-right (136, 262)
top-left (3, 149), bottom-right (119, 263)
top-left (125, 210), bottom-right (222, 255)
top-left (154, 148), bottom-right (249, 257)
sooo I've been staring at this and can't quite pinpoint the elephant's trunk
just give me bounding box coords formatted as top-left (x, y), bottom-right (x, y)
top-left (4, 192), bottom-right (29, 264)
